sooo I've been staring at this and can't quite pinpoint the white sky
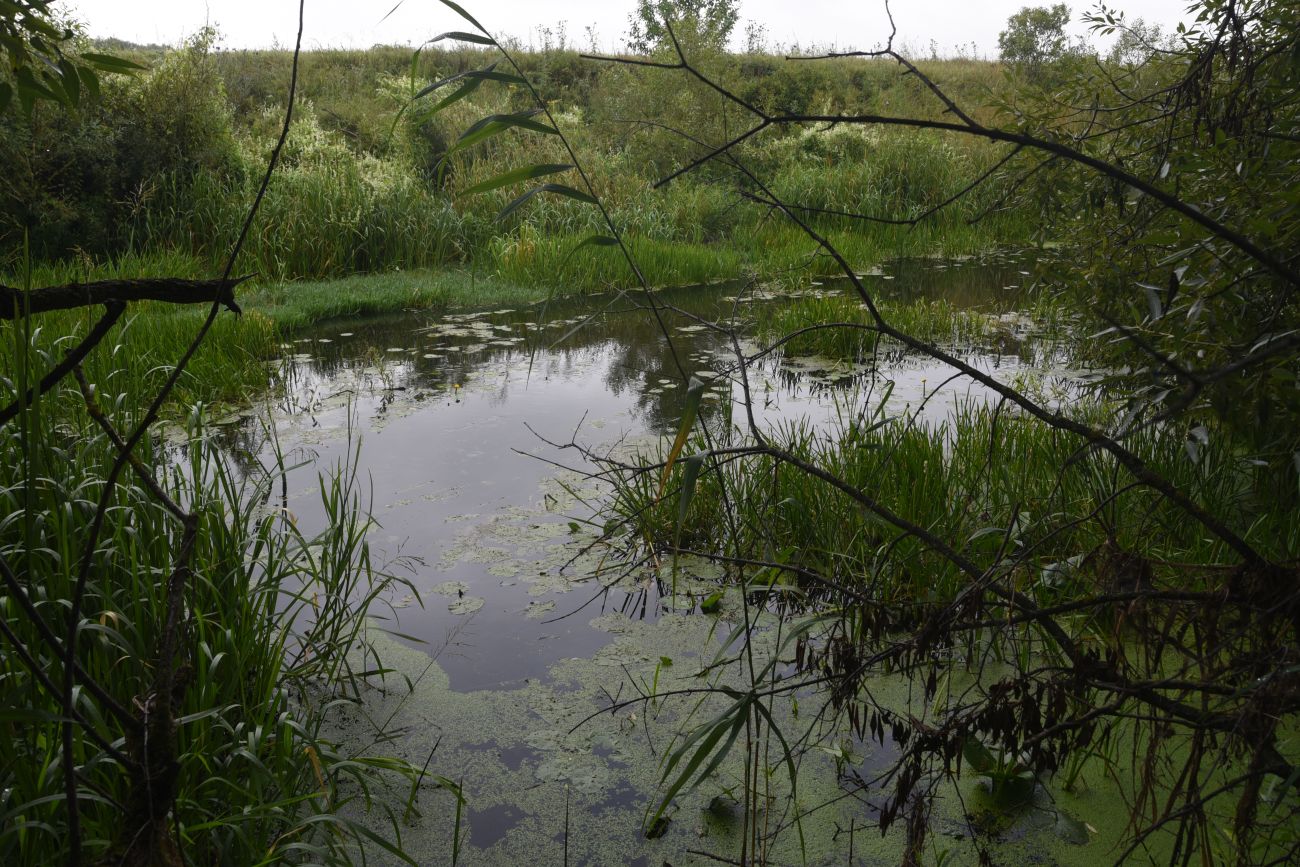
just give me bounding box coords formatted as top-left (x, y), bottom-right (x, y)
top-left (66, 1), bottom-right (1194, 57)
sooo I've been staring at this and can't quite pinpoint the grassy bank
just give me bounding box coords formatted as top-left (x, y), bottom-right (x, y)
top-left (2, 36), bottom-right (1031, 288)
top-left (0, 34), bottom-right (1037, 419)
top-left (0, 255), bottom-right (551, 410)
top-left (2, 213), bottom-right (1035, 415)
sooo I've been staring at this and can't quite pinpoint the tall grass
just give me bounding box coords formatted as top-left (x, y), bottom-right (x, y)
top-left (0, 323), bottom-right (418, 861)
top-left (615, 398), bottom-right (1295, 609)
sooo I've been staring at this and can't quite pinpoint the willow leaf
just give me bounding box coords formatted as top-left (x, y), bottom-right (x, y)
top-left (435, 0), bottom-right (489, 33)
top-left (461, 164), bottom-right (573, 197)
top-left (498, 183), bottom-right (595, 221)
top-left (80, 52), bottom-right (147, 72)
top-left (651, 703), bottom-right (745, 829)
top-left (658, 377), bottom-right (707, 499)
top-left (414, 66), bottom-right (522, 100)
top-left (459, 109), bottom-right (556, 141)
top-left (430, 30), bottom-right (495, 46)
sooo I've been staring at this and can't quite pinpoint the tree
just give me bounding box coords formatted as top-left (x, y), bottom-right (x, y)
top-left (625, 0), bottom-right (740, 53)
top-left (0, 0), bottom-right (143, 115)
top-left (1103, 16), bottom-right (1165, 65)
top-left (998, 3), bottom-right (1072, 68)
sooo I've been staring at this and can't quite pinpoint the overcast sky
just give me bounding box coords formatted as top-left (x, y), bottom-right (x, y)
top-left (67, 1), bottom-right (1195, 57)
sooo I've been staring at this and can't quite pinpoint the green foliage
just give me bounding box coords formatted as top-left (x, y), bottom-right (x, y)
top-left (626, 0), bottom-right (740, 53)
top-left (0, 28), bottom-right (238, 261)
top-left (0, 0), bottom-right (144, 115)
top-left (1, 32), bottom-right (1031, 282)
top-left (1100, 15), bottom-right (1166, 65)
top-left (1021, 0), bottom-right (1300, 464)
top-left (619, 391), bottom-right (1296, 616)
top-left (0, 333), bottom-right (417, 862)
top-left (597, 3), bottom-right (1300, 860)
top-left (998, 4), bottom-right (1074, 68)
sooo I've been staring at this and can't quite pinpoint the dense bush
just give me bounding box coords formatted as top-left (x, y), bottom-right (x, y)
top-left (0, 29), bottom-right (241, 262)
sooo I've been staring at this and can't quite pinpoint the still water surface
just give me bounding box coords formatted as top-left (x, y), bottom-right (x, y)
top-left (220, 256), bottom-right (1104, 863)
top-left (254, 257), bottom-right (1052, 688)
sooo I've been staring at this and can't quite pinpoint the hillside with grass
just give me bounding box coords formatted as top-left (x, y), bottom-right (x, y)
top-left (1, 33), bottom-right (1027, 294)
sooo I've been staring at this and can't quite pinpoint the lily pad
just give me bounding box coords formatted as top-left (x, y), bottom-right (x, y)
top-left (524, 600), bottom-right (556, 619)
top-left (449, 595), bottom-right (486, 615)
top-left (431, 581), bottom-right (469, 597)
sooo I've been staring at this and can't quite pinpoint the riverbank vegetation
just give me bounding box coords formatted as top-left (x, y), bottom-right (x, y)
top-left (1, 7), bottom-right (437, 863)
top-left (0, 27), bottom-right (1038, 417)
top-left (1, 29), bottom-right (1027, 289)
top-left (3, 0), bottom-right (1298, 863)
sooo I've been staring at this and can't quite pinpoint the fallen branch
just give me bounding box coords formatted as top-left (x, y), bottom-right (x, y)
top-left (0, 275), bottom-right (250, 320)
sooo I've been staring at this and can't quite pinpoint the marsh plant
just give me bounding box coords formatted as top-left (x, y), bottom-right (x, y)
top-left (0, 395), bottom-right (420, 864)
top-left (1, 6), bottom-right (1031, 290)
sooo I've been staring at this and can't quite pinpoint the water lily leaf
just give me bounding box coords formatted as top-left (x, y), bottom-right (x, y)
top-left (430, 581), bottom-right (468, 597)
top-left (448, 595), bottom-right (485, 615)
top-left (525, 600), bottom-right (556, 620)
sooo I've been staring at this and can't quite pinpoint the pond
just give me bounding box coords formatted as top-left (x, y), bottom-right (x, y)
top-left (219, 255), bottom-right (1123, 864)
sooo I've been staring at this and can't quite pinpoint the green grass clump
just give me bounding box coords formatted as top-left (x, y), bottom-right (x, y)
top-left (0, 353), bottom-right (417, 863)
top-left (616, 400), bottom-right (1297, 608)
top-left (756, 293), bottom-right (993, 359)
top-left (235, 268), bottom-right (536, 329)
top-left (0, 305), bottom-right (277, 412)
top-left (4, 39), bottom-right (1035, 288)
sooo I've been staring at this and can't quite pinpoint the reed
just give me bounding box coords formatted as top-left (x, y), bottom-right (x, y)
top-left (755, 293), bottom-right (992, 359)
top-left (614, 398), bottom-right (1295, 609)
top-left (0, 337), bottom-right (418, 862)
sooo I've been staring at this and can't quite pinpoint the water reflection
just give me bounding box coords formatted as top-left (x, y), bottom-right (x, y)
top-left (218, 255), bottom-right (1078, 693)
